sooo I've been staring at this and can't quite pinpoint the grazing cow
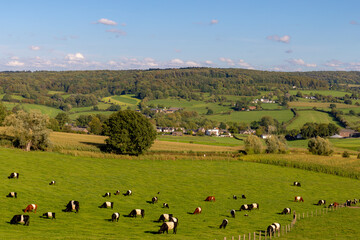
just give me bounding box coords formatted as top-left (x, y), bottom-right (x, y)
top-left (230, 209), bottom-right (236, 218)
top-left (23, 204), bottom-right (37, 213)
top-left (205, 196), bottom-right (216, 202)
top-left (100, 201), bottom-right (114, 209)
top-left (163, 203), bottom-right (169, 208)
top-left (293, 182), bottom-right (301, 187)
top-left (219, 219), bottom-right (228, 229)
top-left (267, 222), bottom-right (280, 236)
top-left (249, 203), bottom-right (259, 210)
top-left (233, 195), bottom-right (237, 200)
top-left (49, 181), bottom-right (56, 185)
top-left (123, 190), bottom-right (132, 196)
top-left (129, 209), bottom-right (145, 218)
top-left (111, 212), bottom-right (120, 222)
top-left (317, 200), bottom-right (326, 205)
top-left (294, 196), bottom-right (304, 202)
top-left (65, 200), bottom-right (80, 213)
top-left (281, 208), bottom-right (291, 214)
top-left (159, 221), bottom-right (178, 234)
top-left (42, 212), bottom-right (56, 219)
top-left (352, 199), bottom-right (358, 205)
top-left (170, 216), bottom-right (178, 223)
top-left (114, 190), bottom-right (120, 195)
top-left (328, 202), bottom-right (339, 208)
top-left (346, 200), bottom-right (352, 206)
top-left (159, 214), bottom-right (173, 222)
top-left (103, 192), bottom-right (111, 197)
top-left (10, 215), bottom-right (30, 226)
top-left (242, 194), bottom-right (246, 199)
top-left (8, 172), bottom-right (19, 179)
top-left (193, 207), bottom-right (202, 214)
top-left (6, 192), bottom-right (17, 198)
top-left (240, 204), bottom-right (249, 211)
top-left (152, 196), bottom-right (158, 204)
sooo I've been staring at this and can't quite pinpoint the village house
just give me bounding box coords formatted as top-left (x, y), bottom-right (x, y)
top-left (339, 129), bottom-right (356, 138)
top-left (205, 128), bottom-right (219, 136)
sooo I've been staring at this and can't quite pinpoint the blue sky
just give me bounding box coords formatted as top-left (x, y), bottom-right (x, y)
top-left (1, 0), bottom-right (360, 71)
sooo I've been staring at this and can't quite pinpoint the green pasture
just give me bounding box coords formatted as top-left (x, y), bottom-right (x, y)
top-left (68, 110), bottom-right (114, 120)
top-left (2, 102), bottom-right (63, 118)
top-left (289, 90), bottom-right (351, 97)
top-left (157, 135), bottom-right (243, 147)
top-left (329, 138), bottom-right (360, 151)
top-left (287, 110), bottom-right (342, 130)
top-left (1, 148), bottom-right (360, 239)
top-left (206, 110), bottom-right (294, 124)
top-left (69, 103), bottom-right (109, 113)
top-left (101, 95), bottom-right (140, 109)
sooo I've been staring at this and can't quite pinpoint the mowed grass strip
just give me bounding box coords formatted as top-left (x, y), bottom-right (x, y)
top-left (1, 148), bottom-right (360, 239)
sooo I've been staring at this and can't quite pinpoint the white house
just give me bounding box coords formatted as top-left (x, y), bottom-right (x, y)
top-left (205, 128), bottom-right (219, 136)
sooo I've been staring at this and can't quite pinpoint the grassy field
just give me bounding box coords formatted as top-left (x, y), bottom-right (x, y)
top-left (1, 148), bottom-right (360, 239)
top-left (288, 90), bottom-right (351, 97)
top-left (2, 103), bottom-right (63, 118)
top-left (288, 101), bottom-right (357, 109)
top-left (287, 110), bottom-right (341, 130)
top-left (156, 135), bottom-right (243, 147)
top-left (101, 95), bottom-right (140, 109)
top-left (206, 110), bottom-right (294, 123)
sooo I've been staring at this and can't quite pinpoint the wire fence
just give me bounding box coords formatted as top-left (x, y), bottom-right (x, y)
top-left (217, 205), bottom-right (340, 240)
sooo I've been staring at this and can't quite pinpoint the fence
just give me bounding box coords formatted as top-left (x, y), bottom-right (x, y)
top-left (217, 205), bottom-right (340, 240)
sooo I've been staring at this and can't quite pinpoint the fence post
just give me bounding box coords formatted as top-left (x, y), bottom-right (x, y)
top-left (259, 231), bottom-right (261, 240)
top-left (224, 238), bottom-right (226, 240)
top-left (249, 232), bottom-right (251, 240)
top-left (254, 232), bottom-right (256, 240)
top-left (232, 237), bottom-right (234, 240)
top-left (239, 235), bottom-right (241, 240)
top-left (303, 212), bottom-right (305, 218)
top-left (244, 234), bottom-right (246, 240)
top-left (278, 229), bottom-right (280, 237)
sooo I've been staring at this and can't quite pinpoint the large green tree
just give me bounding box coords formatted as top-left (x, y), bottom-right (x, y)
top-left (103, 110), bottom-right (156, 155)
top-left (3, 110), bottom-right (51, 151)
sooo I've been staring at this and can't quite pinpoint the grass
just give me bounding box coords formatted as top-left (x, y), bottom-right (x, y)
top-left (288, 90), bottom-right (351, 97)
top-left (206, 110), bottom-right (294, 123)
top-left (101, 95), bottom-right (140, 109)
top-left (2, 102), bottom-right (63, 118)
top-left (287, 110), bottom-right (342, 130)
top-left (156, 135), bottom-right (243, 147)
top-left (2, 148), bottom-right (360, 239)
top-left (288, 101), bottom-right (357, 109)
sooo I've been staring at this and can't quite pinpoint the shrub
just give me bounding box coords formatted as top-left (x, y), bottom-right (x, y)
top-left (265, 135), bottom-right (288, 154)
top-left (342, 151), bottom-right (350, 158)
top-left (244, 135), bottom-right (263, 154)
top-left (308, 136), bottom-right (333, 156)
top-left (357, 153), bottom-right (360, 159)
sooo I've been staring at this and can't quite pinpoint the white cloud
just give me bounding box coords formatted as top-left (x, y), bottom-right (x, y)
top-left (30, 45), bottom-right (40, 51)
top-left (65, 53), bottom-right (85, 61)
top-left (185, 61), bottom-right (200, 67)
top-left (6, 60), bottom-right (24, 67)
top-left (237, 59), bottom-right (254, 69)
top-left (219, 57), bottom-right (235, 66)
top-left (287, 58), bottom-right (317, 67)
top-left (267, 35), bottom-right (291, 43)
top-left (324, 60), bottom-right (343, 67)
top-left (96, 18), bottom-right (117, 26)
top-left (205, 60), bottom-right (213, 65)
top-left (106, 29), bottom-right (127, 36)
top-left (171, 58), bottom-right (184, 64)
top-left (10, 56), bottom-right (19, 60)
top-left (210, 19), bottom-right (219, 25)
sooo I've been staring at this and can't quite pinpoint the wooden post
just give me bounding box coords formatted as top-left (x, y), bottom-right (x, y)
top-left (249, 232), bottom-right (251, 240)
top-left (239, 235), bottom-right (241, 240)
top-left (265, 232), bottom-right (267, 240)
top-left (278, 229), bottom-right (280, 237)
top-left (244, 234), bottom-right (246, 240)
top-left (259, 231), bottom-right (262, 240)
top-left (232, 237), bottom-right (235, 240)
top-left (303, 212), bottom-right (305, 218)
top-left (254, 232), bottom-right (256, 240)
top-left (224, 237), bottom-right (226, 240)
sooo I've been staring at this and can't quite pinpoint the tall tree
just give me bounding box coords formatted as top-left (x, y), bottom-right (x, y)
top-left (3, 110), bottom-right (51, 151)
top-left (103, 110), bottom-right (156, 155)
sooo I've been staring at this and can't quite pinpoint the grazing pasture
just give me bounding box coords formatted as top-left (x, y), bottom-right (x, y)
top-left (286, 110), bottom-right (342, 130)
top-left (206, 110), bottom-right (294, 123)
top-left (1, 148), bottom-right (360, 239)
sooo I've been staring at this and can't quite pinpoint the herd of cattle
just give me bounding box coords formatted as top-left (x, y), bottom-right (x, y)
top-left (6, 173), bottom-right (359, 236)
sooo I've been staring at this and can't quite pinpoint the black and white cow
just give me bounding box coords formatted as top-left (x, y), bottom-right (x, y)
top-left (163, 203), bottom-right (169, 208)
top-left (267, 222), bottom-right (280, 236)
top-left (49, 181), bottom-right (56, 185)
top-left (242, 194), bottom-right (246, 199)
top-left (10, 215), bottom-right (30, 225)
top-left (240, 204), bottom-right (249, 211)
top-left (8, 172), bottom-right (19, 179)
top-left (249, 203), bottom-right (259, 210)
top-left (123, 190), bottom-right (132, 196)
top-left (42, 212), bottom-right (56, 219)
top-left (64, 200), bottom-right (80, 213)
top-left (346, 200), bottom-right (352, 206)
top-left (281, 208), bottom-right (291, 214)
top-left (293, 182), bottom-right (301, 187)
top-left (112, 212), bottom-right (120, 222)
top-left (129, 209), bottom-right (145, 218)
top-left (219, 219), bottom-right (228, 229)
top-left (152, 196), bottom-right (158, 204)
top-left (317, 200), bottom-right (326, 205)
top-left (170, 216), bottom-right (178, 223)
top-left (103, 192), bottom-right (111, 197)
top-left (352, 199), bottom-right (358, 204)
top-left (6, 192), bottom-right (17, 198)
top-left (100, 201), bottom-right (114, 209)
top-left (230, 209), bottom-right (236, 218)
top-left (233, 195), bottom-right (237, 200)
top-left (114, 190), bottom-right (120, 195)
top-left (158, 214), bottom-right (173, 222)
top-left (159, 221), bottom-right (178, 234)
